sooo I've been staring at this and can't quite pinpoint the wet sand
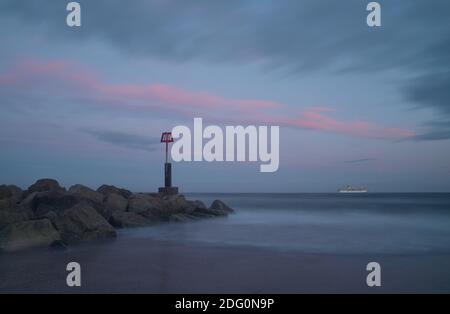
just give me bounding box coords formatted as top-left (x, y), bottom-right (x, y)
top-left (1, 236), bottom-right (450, 293)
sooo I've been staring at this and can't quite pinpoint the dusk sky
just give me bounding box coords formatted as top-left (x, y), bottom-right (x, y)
top-left (1, 0), bottom-right (450, 192)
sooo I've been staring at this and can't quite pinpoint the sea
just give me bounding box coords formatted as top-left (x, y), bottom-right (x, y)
top-left (125, 193), bottom-right (450, 255)
top-left (1, 193), bottom-right (450, 293)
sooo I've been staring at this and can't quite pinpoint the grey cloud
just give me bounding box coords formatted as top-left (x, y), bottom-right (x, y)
top-left (2, 0), bottom-right (448, 72)
top-left (413, 130), bottom-right (450, 141)
top-left (84, 130), bottom-right (159, 151)
top-left (412, 120), bottom-right (450, 141)
top-left (2, 0), bottom-right (450, 138)
top-left (406, 71), bottom-right (450, 116)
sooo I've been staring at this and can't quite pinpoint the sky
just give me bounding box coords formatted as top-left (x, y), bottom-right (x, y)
top-left (0, 0), bottom-right (449, 192)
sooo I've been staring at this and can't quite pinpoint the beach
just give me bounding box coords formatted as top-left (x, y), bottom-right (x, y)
top-left (1, 238), bottom-right (450, 293)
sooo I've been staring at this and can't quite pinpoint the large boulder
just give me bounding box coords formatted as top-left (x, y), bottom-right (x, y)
top-left (0, 210), bottom-right (28, 230)
top-left (104, 193), bottom-right (128, 212)
top-left (68, 184), bottom-right (104, 204)
top-left (15, 192), bottom-right (39, 218)
top-left (128, 194), bottom-right (163, 215)
top-left (0, 185), bottom-right (23, 202)
top-left (90, 193), bottom-right (129, 221)
top-left (162, 194), bottom-right (192, 212)
top-left (33, 190), bottom-right (78, 217)
top-left (189, 200), bottom-right (234, 218)
top-left (18, 192), bottom-right (38, 210)
top-left (91, 204), bottom-right (114, 222)
top-left (193, 200), bottom-right (207, 210)
top-left (0, 195), bottom-right (35, 221)
top-left (0, 185), bottom-right (24, 212)
top-left (109, 211), bottom-right (152, 228)
top-left (27, 178), bottom-right (65, 194)
top-left (126, 194), bottom-right (220, 221)
top-left (210, 200), bottom-right (234, 213)
top-left (0, 219), bottom-right (61, 252)
top-left (97, 185), bottom-right (132, 199)
top-left (0, 199), bottom-right (14, 211)
top-left (54, 202), bottom-right (116, 244)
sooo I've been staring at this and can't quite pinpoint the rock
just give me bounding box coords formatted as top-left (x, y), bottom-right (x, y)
top-left (83, 193), bottom-right (128, 222)
top-left (163, 194), bottom-right (187, 211)
top-left (0, 199), bottom-right (15, 211)
top-left (97, 185), bottom-right (132, 199)
top-left (18, 192), bottom-right (38, 211)
top-left (28, 178), bottom-right (65, 194)
top-left (169, 213), bottom-right (199, 222)
top-left (54, 202), bottom-right (116, 244)
top-left (0, 185), bottom-right (23, 202)
top-left (14, 192), bottom-right (38, 219)
top-left (127, 195), bottom-right (148, 213)
top-left (210, 199), bottom-right (234, 213)
top-left (162, 194), bottom-right (200, 215)
top-left (0, 191), bottom-right (35, 221)
top-left (42, 210), bottom-right (58, 225)
top-left (0, 179), bottom-right (237, 252)
top-left (190, 200), bottom-right (234, 218)
top-left (68, 184), bottom-right (104, 204)
top-left (194, 200), bottom-right (207, 210)
top-left (0, 210), bottom-right (28, 229)
top-left (67, 184), bottom-right (110, 219)
top-left (33, 190), bottom-right (78, 217)
top-left (0, 185), bottom-right (24, 212)
top-left (128, 194), bottom-right (163, 215)
top-left (104, 193), bottom-right (128, 213)
top-left (126, 194), bottom-right (219, 221)
top-left (91, 204), bottom-right (114, 221)
top-left (109, 211), bottom-right (153, 228)
top-left (0, 219), bottom-right (61, 252)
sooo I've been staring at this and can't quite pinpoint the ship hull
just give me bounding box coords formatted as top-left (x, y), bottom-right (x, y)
top-left (338, 190), bottom-right (368, 193)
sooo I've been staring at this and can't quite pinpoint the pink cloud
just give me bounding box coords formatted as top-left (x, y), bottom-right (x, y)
top-left (252, 108), bottom-right (415, 139)
top-left (0, 58), bottom-right (278, 113)
top-left (100, 83), bottom-right (280, 111)
top-left (0, 58), bottom-right (415, 140)
top-left (291, 109), bottom-right (415, 139)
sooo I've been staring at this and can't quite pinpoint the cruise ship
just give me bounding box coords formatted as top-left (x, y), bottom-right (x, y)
top-left (338, 185), bottom-right (368, 193)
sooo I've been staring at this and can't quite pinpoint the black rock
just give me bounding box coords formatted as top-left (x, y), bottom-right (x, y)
top-left (0, 210), bottom-right (28, 230)
top-left (0, 219), bottom-right (61, 252)
top-left (210, 199), bottom-right (234, 213)
top-left (28, 178), bottom-right (65, 194)
top-left (97, 185), bottom-right (132, 199)
top-left (53, 202), bottom-right (116, 244)
top-left (68, 184), bottom-right (104, 204)
top-left (0, 185), bottom-right (23, 202)
top-left (33, 190), bottom-right (78, 217)
top-left (109, 211), bottom-right (153, 228)
top-left (104, 193), bottom-right (128, 212)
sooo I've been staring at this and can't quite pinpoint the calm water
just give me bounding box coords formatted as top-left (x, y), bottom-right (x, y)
top-left (121, 193), bottom-right (450, 255)
top-left (2, 193), bottom-right (450, 293)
